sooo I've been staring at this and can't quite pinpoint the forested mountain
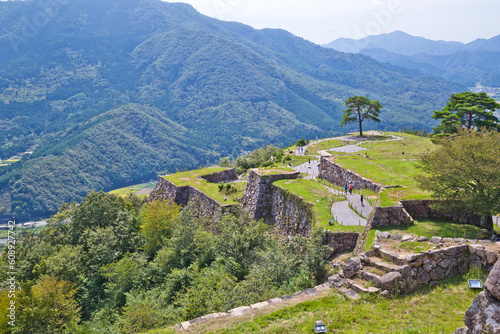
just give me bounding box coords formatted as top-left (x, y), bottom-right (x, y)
top-left (324, 31), bottom-right (500, 86)
top-left (0, 0), bottom-right (462, 218)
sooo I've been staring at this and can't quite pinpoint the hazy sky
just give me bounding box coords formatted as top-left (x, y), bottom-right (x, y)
top-left (163, 0), bottom-right (500, 45)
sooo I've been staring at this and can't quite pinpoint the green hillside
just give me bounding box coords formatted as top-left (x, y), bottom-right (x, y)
top-left (0, 0), bottom-right (463, 219)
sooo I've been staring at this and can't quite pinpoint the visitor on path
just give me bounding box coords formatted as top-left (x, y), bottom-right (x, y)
top-left (344, 185), bottom-right (348, 194)
top-left (360, 195), bottom-right (364, 206)
top-left (308, 158), bottom-right (310, 164)
top-left (349, 184), bottom-right (353, 195)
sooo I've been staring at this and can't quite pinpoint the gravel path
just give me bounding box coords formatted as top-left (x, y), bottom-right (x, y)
top-left (331, 201), bottom-right (367, 226)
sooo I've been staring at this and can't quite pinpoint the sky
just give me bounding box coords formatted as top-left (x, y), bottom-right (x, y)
top-left (163, 0), bottom-right (500, 45)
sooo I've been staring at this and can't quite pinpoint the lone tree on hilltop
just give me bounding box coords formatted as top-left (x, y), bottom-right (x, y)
top-left (341, 96), bottom-right (383, 137)
top-left (433, 92), bottom-right (500, 135)
top-left (416, 128), bottom-right (500, 230)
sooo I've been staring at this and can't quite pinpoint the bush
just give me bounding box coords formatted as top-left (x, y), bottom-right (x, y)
top-left (296, 138), bottom-right (306, 147)
top-left (218, 184), bottom-right (224, 192)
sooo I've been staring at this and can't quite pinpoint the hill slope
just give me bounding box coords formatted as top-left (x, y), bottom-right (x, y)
top-left (0, 0), bottom-right (462, 218)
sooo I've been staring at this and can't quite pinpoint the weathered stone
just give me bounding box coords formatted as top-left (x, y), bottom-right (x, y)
top-left (417, 236), bottom-right (429, 242)
top-left (394, 265), bottom-right (410, 276)
top-left (379, 272), bottom-right (403, 290)
top-left (437, 258), bottom-right (453, 269)
top-left (281, 295), bottom-right (293, 300)
top-left (228, 306), bottom-right (252, 316)
top-left (379, 249), bottom-right (400, 264)
top-left (341, 288), bottom-right (360, 300)
top-left (328, 274), bottom-right (346, 288)
top-left (362, 270), bottom-right (381, 286)
top-left (485, 259), bottom-right (500, 300)
top-left (416, 267), bottom-right (430, 284)
top-left (373, 261), bottom-right (396, 273)
top-left (430, 236), bottom-right (442, 244)
top-left (314, 283), bottom-right (330, 291)
top-left (358, 253), bottom-right (370, 264)
top-left (304, 288), bottom-right (317, 296)
top-left (429, 267), bottom-right (445, 281)
top-left (181, 321), bottom-right (191, 330)
top-left (452, 327), bottom-right (470, 334)
top-left (485, 251), bottom-right (498, 265)
top-left (204, 313), bottom-right (228, 320)
top-left (348, 282), bottom-right (368, 294)
top-left (468, 244), bottom-right (485, 255)
top-left (405, 253), bottom-right (426, 262)
top-left (269, 298), bottom-right (283, 304)
top-left (423, 259), bottom-right (437, 272)
top-left (368, 287), bottom-right (380, 293)
top-left (390, 233), bottom-right (402, 241)
top-left (342, 257), bottom-right (362, 278)
top-left (293, 291), bottom-right (304, 297)
top-left (251, 301), bottom-right (269, 309)
top-left (379, 290), bottom-right (391, 297)
top-left (442, 238), bottom-right (453, 243)
top-left (379, 231), bottom-right (391, 239)
top-left (401, 235), bottom-right (413, 242)
top-left (464, 291), bottom-right (500, 334)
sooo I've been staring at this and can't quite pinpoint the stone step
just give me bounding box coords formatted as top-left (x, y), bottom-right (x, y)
top-left (339, 288), bottom-right (360, 300)
top-left (346, 279), bottom-right (381, 294)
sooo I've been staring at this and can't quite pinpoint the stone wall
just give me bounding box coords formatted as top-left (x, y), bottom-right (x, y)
top-left (401, 200), bottom-right (492, 230)
top-left (271, 185), bottom-right (314, 236)
top-left (322, 231), bottom-right (359, 257)
top-left (148, 176), bottom-right (236, 218)
top-left (372, 205), bottom-right (414, 227)
top-left (199, 168), bottom-right (238, 183)
top-left (365, 244), bottom-right (498, 295)
top-left (241, 169), bottom-right (300, 222)
top-left (318, 156), bottom-right (383, 192)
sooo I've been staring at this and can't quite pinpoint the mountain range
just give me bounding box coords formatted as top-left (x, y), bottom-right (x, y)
top-left (0, 0), bottom-right (462, 218)
top-left (324, 31), bottom-right (500, 86)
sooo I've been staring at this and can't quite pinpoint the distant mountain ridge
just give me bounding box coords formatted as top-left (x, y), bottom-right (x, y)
top-left (0, 0), bottom-right (462, 218)
top-left (324, 31), bottom-right (500, 86)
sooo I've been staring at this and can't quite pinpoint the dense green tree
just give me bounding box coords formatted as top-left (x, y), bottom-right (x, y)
top-left (416, 129), bottom-right (500, 230)
top-left (341, 96), bottom-right (383, 136)
top-left (433, 92), bottom-right (500, 135)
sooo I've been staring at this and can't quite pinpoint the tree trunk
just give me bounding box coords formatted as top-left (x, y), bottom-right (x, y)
top-left (358, 113), bottom-right (363, 137)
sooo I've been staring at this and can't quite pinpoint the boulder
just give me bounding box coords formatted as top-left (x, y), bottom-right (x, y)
top-left (269, 298), bottom-right (283, 304)
top-left (430, 236), bottom-right (442, 244)
top-left (485, 259), bottom-right (500, 300)
top-left (379, 272), bottom-right (403, 290)
top-left (251, 301), bottom-right (269, 309)
top-left (390, 234), bottom-right (402, 241)
top-left (463, 291), bottom-right (500, 333)
top-left (379, 290), bottom-right (391, 297)
top-left (304, 288), bottom-right (317, 296)
top-left (379, 231), bottom-right (391, 239)
top-left (328, 274), bottom-right (346, 288)
top-left (342, 257), bottom-right (362, 278)
top-left (417, 236), bottom-right (429, 242)
top-left (401, 235), bottom-right (413, 242)
top-left (228, 306), bottom-right (252, 316)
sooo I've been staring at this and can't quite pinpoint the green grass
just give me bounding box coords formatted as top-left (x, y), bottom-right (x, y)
top-left (332, 133), bottom-right (435, 207)
top-left (273, 179), bottom-right (362, 233)
top-left (148, 275), bottom-right (478, 334)
top-left (165, 167), bottom-right (247, 205)
top-left (305, 139), bottom-right (348, 155)
top-left (108, 182), bottom-right (156, 195)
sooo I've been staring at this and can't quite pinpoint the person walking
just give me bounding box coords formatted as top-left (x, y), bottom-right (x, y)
top-left (360, 194), bottom-right (364, 206)
top-left (349, 184), bottom-right (353, 195)
top-left (344, 185), bottom-right (348, 195)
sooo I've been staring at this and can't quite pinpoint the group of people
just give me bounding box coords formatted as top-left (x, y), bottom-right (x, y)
top-left (344, 183), bottom-right (364, 206)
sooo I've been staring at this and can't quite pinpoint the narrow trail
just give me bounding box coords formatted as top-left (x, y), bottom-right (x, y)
top-left (292, 131), bottom-right (399, 226)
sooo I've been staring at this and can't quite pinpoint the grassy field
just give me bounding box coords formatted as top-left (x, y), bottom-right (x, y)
top-left (147, 275), bottom-right (478, 334)
top-left (332, 133), bottom-right (434, 206)
top-left (108, 182), bottom-right (156, 195)
top-left (274, 179), bottom-right (362, 233)
top-left (305, 139), bottom-right (348, 155)
top-left (165, 167), bottom-right (247, 205)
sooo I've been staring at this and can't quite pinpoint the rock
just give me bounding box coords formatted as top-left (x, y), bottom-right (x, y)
top-left (417, 236), bottom-right (429, 242)
top-left (376, 230), bottom-right (382, 237)
top-left (251, 301), bottom-right (269, 309)
top-left (181, 321), bottom-right (191, 330)
top-left (341, 288), bottom-right (360, 300)
top-left (390, 234), bottom-right (402, 241)
top-left (416, 267), bottom-right (430, 284)
top-left (269, 298), bottom-right (283, 304)
top-left (394, 265), bottom-right (410, 276)
top-left (452, 327), bottom-right (470, 334)
top-left (463, 291), bottom-right (500, 334)
top-left (485, 251), bottom-right (498, 265)
top-left (293, 291), bottom-right (304, 297)
top-left (314, 283), bottom-right (330, 291)
top-left (348, 281), bottom-right (368, 293)
top-left (379, 272), bottom-right (403, 290)
top-left (328, 274), bottom-right (346, 288)
top-left (379, 231), bottom-right (391, 239)
top-left (379, 290), bottom-right (391, 297)
top-left (379, 249), bottom-right (400, 264)
top-left (401, 235), bottom-right (413, 242)
top-left (228, 306), bottom-right (252, 316)
top-left (359, 253), bottom-right (370, 264)
top-left (442, 238), bottom-right (453, 243)
top-left (367, 287), bottom-right (380, 293)
top-left (362, 271), bottom-right (381, 286)
top-left (405, 253), bottom-right (426, 262)
top-left (304, 288), bottom-right (317, 296)
top-left (281, 295), bottom-right (293, 300)
top-left (485, 259), bottom-right (500, 300)
top-left (430, 236), bottom-right (442, 244)
top-left (342, 257), bottom-right (362, 279)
